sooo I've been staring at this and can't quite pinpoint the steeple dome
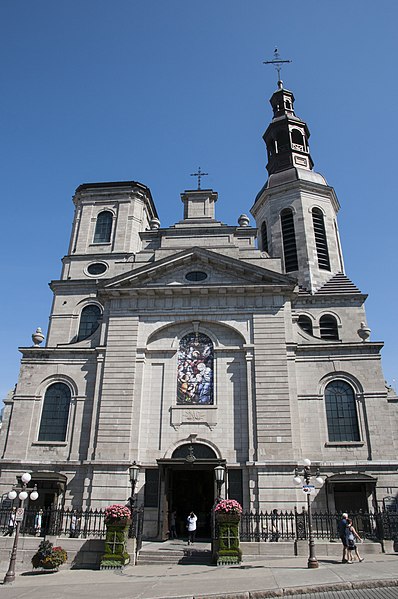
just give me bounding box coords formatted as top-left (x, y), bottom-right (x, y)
top-left (263, 86), bottom-right (314, 175)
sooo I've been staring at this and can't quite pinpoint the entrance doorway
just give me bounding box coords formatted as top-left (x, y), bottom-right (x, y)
top-left (168, 469), bottom-right (214, 538)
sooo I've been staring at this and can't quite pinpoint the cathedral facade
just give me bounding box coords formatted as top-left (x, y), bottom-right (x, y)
top-left (1, 83), bottom-right (397, 539)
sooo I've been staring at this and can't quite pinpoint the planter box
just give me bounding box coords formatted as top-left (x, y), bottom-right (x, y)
top-left (100, 520), bottom-right (131, 570)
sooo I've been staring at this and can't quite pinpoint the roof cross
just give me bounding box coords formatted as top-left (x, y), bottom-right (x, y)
top-left (190, 166), bottom-right (208, 190)
top-left (263, 48), bottom-right (292, 89)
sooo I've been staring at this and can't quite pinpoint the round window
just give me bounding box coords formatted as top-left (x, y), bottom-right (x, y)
top-left (87, 262), bottom-right (107, 276)
top-left (185, 271), bottom-right (208, 282)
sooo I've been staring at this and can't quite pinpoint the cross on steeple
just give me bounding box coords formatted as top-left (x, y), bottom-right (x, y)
top-left (190, 166), bottom-right (208, 190)
top-left (263, 48), bottom-right (292, 89)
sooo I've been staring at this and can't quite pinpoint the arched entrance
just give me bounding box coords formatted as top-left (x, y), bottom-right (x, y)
top-left (158, 443), bottom-right (225, 540)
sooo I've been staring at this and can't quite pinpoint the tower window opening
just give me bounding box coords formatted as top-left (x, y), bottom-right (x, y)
top-left (275, 130), bottom-right (289, 153)
top-left (280, 208), bottom-right (298, 272)
top-left (319, 315), bottom-right (339, 340)
top-left (312, 208), bottom-right (331, 270)
top-left (93, 210), bottom-right (113, 244)
top-left (260, 221), bottom-right (269, 253)
top-left (285, 100), bottom-right (291, 110)
top-left (77, 305), bottom-right (101, 341)
top-left (325, 380), bottom-right (360, 442)
top-left (298, 315), bottom-right (313, 335)
top-left (291, 128), bottom-right (305, 150)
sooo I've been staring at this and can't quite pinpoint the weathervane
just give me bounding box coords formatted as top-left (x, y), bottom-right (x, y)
top-left (190, 166), bottom-right (208, 190)
top-left (263, 48), bottom-right (292, 90)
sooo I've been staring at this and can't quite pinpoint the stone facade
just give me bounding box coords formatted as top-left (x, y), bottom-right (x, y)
top-left (1, 85), bottom-right (397, 539)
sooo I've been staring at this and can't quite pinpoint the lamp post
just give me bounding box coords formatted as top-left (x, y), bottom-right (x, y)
top-left (128, 462), bottom-right (140, 517)
top-left (214, 465), bottom-right (225, 500)
top-left (4, 472), bottom-right (39, 584)
top-left (293, 459), bottom-right (324, 569)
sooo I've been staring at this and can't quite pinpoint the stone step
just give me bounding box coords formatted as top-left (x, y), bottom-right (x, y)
top-left (137, 548), bottom-right (212, 565)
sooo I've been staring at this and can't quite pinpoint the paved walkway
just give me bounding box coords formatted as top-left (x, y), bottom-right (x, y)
top-left (1, 551), bottom-right (398, 599)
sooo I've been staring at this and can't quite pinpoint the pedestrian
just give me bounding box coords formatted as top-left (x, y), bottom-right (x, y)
top-left (186, 511), bottom-right (197, 545)
top-left (270, 509), bottom-right (280, 542)
top-left (345, 518), bottom-right (364, 563)
top-left (337, 512), bottom-right (349, 563)
top-left (35, 509), bottom-right (43, 536)
top-left (70, 510), bottom-right (79, 538)
top-left (169, 509), bottom-right (177, 539)
top-left (4, 507), bottom-right (16, 536)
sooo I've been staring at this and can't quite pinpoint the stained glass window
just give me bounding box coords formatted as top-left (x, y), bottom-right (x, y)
top-left (77, 305), bottom-right (101, 341)
top-left (177, 333), bottom-right (214, 405)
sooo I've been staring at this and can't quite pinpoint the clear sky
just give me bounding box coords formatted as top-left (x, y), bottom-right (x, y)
top-left (1, 1), bottom-right (398, 404)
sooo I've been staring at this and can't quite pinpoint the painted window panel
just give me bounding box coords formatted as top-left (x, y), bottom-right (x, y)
top-left (177, 333), bottom-right (214, 405)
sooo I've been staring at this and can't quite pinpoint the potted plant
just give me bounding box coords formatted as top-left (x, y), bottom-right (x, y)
top-left (31, 540), bottom-right (67, 571)
top-left (213, 499), bottom-right (243, 565)
top-left (214, 499), bottom-right (243, 522)
top-left (100, 504), bottom-right (132, 569)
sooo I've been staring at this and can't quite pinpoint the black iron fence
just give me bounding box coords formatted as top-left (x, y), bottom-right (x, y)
top-left (0, 506), bottom-right (144, 540)
top-left (240, 509), bottom-right (398, 542)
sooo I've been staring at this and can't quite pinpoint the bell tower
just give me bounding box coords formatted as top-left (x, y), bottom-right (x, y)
top-left (251, 78), bottom-right (345, 293)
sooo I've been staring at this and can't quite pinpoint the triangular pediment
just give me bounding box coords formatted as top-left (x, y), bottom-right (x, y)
top-left (102, 247), bottom-right (296, 290)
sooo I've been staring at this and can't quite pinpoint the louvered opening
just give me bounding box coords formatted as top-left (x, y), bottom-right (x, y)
top-left (260, 221), bottom-right (269, 253)
top-left (312, 208), bottom-right (330, 270)
top-left (298, 315), bottom-right (313, 335)
top-left (319, 315), bottom-right (339, 340)
top-left (281, 209), bottom-right (298, 272)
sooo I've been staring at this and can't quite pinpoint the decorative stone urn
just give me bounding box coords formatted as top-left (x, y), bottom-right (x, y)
top-left (32, 327), bottom-right (45, 347)
top-left (357, 322), bottom-right (371, 342)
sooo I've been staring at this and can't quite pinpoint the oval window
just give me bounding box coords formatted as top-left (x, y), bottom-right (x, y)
top-left (87, 263), bottom-right (107, 276)
top-left (185, 271), bottom-right (207, 282)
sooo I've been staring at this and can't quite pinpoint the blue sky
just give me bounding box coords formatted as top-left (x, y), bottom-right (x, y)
top-left (1, 1), bottom-right (398, 403)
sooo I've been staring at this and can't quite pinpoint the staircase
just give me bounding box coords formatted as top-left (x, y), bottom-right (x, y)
top-left (137, 540), bottom-right (212, 565)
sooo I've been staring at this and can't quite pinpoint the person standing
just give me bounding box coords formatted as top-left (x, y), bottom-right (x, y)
top-left (4, 507), bottom-right (16, 536)
top-left (337, 512), bottom-right (348, 563)
top-left (186, 511), bottom-right (197, 545)
top-left (345, 518), bottom-right (364, 563)
top-left (169, 509), bottom-right (177, 539)
top-left (35, 509), bottom-right (43, 536)
top-left (270, 509), bottom-right (280, 542)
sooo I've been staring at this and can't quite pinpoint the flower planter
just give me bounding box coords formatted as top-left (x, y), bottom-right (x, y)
top-left (213, 504), bottom-right (242, 566)
top-left (100, 518), bottom-right (131, 570)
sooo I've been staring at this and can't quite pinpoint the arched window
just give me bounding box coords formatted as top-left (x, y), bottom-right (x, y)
top-left (298, 315), bottom-right (313, 335)
top-left (280, 208), bottom-right (298, 272)
top-left (312, 208), bottom-right (330, 270)
top-left (325, 380), bottom-right (360, 442)
top-left (260, 221), bottom-right (269, 253)
top-left (77, 305), bottom-right (101, 341)
top-left (93, 211), bottom-right (113, 243)
top-left (177, 332), bottom-right (214, 405)
top-left (38, 383), bottom-right (71, 442)
top-left (320, 314), bottom-right (339, 340)
top-left (291, 128), bottom-right (305, 149)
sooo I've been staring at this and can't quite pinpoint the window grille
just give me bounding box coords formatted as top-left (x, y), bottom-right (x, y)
top-left (77, 305), bottom-right (101, 341)
top-left (93, 211), bottom-right (113, 243)
top-left (325, 380), bottom-right (360, 442)
top-left (319, 315), bottom-right (339, 340)
top-left (280, 209), bottom-right (298, 272)
top-left (38, 383), bottom-right (71, 442)
top-left (312, 208), bottom-right (331, 270)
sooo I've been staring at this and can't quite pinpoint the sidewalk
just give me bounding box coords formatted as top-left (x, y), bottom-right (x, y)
top-left (1, 552), bottom-right (398, 599)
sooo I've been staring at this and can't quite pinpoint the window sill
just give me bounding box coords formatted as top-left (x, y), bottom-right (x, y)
top-left (324, 441), bottom-right (364, 447)
top-left (90, 242), bottom-right (112, 246)
top-left (33, 441), bottom-right (68, 446)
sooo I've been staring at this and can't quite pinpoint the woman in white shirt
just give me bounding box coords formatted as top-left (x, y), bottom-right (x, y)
top-left (186, 511), bottom-right (197, 545)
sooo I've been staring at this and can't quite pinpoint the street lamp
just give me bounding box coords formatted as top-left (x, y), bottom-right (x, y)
top-left (214, 465), bottom-right (225, 499)
top-left (4, 472), bottom-right (39, 584)
top-left (293, 459), bottom-right (324, 569)
top-left (128, 462), bottom-right (140, 516)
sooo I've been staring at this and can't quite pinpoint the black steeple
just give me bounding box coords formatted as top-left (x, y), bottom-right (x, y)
top-left (263, 83), bottom-right (314, 176)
